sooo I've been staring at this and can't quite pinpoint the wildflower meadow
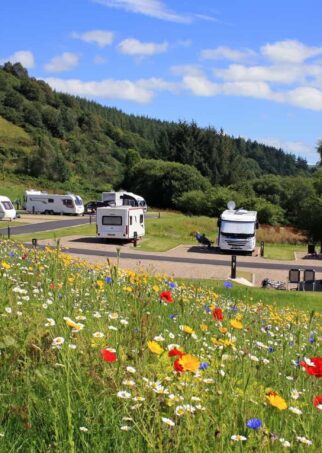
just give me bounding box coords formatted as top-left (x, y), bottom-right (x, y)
top-left (0, 240), bottom-right (321, 452)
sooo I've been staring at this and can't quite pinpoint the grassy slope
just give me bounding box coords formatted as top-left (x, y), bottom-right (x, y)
top-left (0, 116), bottom-right (32, 148)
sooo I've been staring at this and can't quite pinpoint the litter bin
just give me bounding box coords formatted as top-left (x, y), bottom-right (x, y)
top-left (308, 243), bottom-right (316, 255)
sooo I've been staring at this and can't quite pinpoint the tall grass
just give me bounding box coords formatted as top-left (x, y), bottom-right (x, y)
top-left (0, 240), bottom-right (321, 451)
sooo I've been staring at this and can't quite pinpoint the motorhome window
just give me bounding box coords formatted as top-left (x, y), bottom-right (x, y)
top-left (123, 199), bottom-right (135, 207)
top-left (139, 201), bottom-right (146, 207)
top-left (140, 214), bottom-right (143, 223)
top-left (48, 199), bottom-right (54, 203)
top-left (63, 199), bottom-right (74, 208)
top-left (130, 216), bottom-right (133, 225)
top-left (75, 196), bottom-right (83, 206)
top-left (1, 201), bottom-right (13, 210)
top-left (221, 220), bottom-right (255, 235)
top-left (102, 216), bottom-right (122, 226)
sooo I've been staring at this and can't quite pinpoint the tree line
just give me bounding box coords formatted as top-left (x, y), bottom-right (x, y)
top-left (0, 62), bottom-right (321, 243)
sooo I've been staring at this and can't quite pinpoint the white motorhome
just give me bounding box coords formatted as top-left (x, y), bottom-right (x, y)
top-left (96, 206), bottom-right (145, 241)
top-left (101, 191), bottom-right (147, 212)
top-left (217, 202), bottom-right (258, 254)
top-left (0, 196), bottom-right (16, 220)
top-left (23, 190), bottom-right (84, 215)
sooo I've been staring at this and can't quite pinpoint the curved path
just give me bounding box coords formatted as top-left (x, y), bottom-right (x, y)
top-left (0, 217), bottom-right (93, 236)
top-left (29, 242), bottom-right (322, 273)
top-left (0, 214), bottom-right (157, 236)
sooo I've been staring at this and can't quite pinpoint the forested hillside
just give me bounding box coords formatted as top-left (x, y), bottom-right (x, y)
top-left (0, 62), bottom-right (308, 189)
top-left (1, 62), bottom-right (322, 242)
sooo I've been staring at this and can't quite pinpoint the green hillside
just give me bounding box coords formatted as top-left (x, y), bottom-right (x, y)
top-left (0, 62), bottom-right (308, 190)
top-left (1, 61), bottom-right (322, 242)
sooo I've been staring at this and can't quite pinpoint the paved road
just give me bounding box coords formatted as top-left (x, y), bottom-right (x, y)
top-left (0, 214), bottom-right (158, 236)
top-left (29, 243), bottom-right (322, 273)
top-left (0, 216), bottom-right (94, 236)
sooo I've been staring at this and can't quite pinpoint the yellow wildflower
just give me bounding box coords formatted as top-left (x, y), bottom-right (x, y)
top-left (219, 327), bottom-right (228, 334)
top-left (266, 392), bottom-right (288, 410)
top-left (178, 354), bottom-right (200, 373)
top-left (230, 319), bottom-right (243, 329)
top-left (123, 286), bottom-right (133, 293)
top-left (200, 324), bottom-right (208, 332)
top-left (147, 341), bottom-right (164, 355)
top-left (64, 317), bottom-right (82, 331)
top-left (152, 285), bottom-right (160, 292)
top-left (96, 280), bottom-right (104, 289)
top-left (180, 325), bottom-right (195, 335)
top-left (1, 261), bottom-right (10, 270)
top-left (211, 337), bottom-right (235, 347)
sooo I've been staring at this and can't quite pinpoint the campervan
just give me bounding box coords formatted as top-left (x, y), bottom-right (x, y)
top-left (0, 196), bottom-right (16, 220)
top-left (96, 206), bottom-right (145, 240)
top-left (101, 191), bottom-right (147, 212)
top-left (217, 202), bottom-right (258, 254)
top-left (23, 190), bottom-right (84, 215)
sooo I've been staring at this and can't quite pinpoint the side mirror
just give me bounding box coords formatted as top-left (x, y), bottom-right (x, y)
top-left (217, 219), bottom-right (221, 227)
top-left (256, 221), bottom-right (259, 230)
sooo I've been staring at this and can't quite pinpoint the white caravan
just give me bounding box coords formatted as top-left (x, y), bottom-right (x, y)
top-left (96, 207), bottom-right (145, 240)
top-left (23, 190), bottom-right (84, 215)
top-left (0, 196), bottom-right (16, 220)
top-left (101, 191), bottom-right (147, 212)
top-left (217, 202), bottom-right (258, 254)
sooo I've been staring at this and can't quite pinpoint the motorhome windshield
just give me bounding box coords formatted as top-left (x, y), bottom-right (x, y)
top-left (74, 196), bottom-right (83, 206)
top-left (221, 220), bottom-right (255, 235)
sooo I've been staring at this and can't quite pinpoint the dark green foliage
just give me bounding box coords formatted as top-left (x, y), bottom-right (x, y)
top-left (0, 62), bottom-right (318, 229)
top-left (126, 159), bottom-right (211, 208)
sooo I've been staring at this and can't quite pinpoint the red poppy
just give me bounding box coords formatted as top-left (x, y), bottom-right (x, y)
top-left (168, 348), bottom-right (185, 358)
top-left (160, 291), bottom-right (173, 303)
top-left (313, 395), bottom-right (322, 409)
top-left (213, 308), bottom-right (223, 321)
top-left (300, 357), bottom-right (322, 378)
top-left (100, 349), bottom-right (117, 362)
top-left (174, 358), bottom-right (184, 372)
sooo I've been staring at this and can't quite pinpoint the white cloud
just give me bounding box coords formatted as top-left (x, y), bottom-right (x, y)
top-left (118, 38), bottom-right (168, 56)
top-left (194, 14), bottom-right (218, 22)
top-left (0, 50), bottom-right (35, 68)
top-left (182, 74), bottom-right (219, 96)
top-left (201, 46), bottom-right (256, 62)
top-left (93, 0), bottom-right (191, 23)
top-left (257, 137), bottom-right (315, 159)
top-left (261, 40), bottom-right (322, 64)
top-left (93, 55), bottom-right (108, 65)
top-left (170, 64), bottom-right (203, 77)
top-left (45, 76), bottom-right (176, 103)
top-left (214, 63), bottom-right (322, 85)
top-left (72, 30), bottom-right (114, 47)
top-left (285, 86), bottom-right (322, 110)
top-left (44, 53), bottom-right (80, 73)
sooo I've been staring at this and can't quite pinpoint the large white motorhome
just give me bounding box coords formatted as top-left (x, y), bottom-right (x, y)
top-left (101, 191), bottom-right (147, 212)
top-left (217, 202), bottom-right (258, 254)
top-left (23, 190), bottom-right (84, 215)
top-left (0, 196), bottom-right (16, 220)
top-left (96, 206), bottom-right (145, 241)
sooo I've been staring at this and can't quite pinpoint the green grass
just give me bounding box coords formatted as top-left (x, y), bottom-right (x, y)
top-left (263, 243), bottom-right (306, 260)
top-left (7, 209), bottom-right (309, 260)
top-left (0, 240), bottom-right (321, 452)
top-left (181, 277), bottom-right (322, 312)
top-left (0, 116), bottom-right (32, 147)
top-left (16, 223), bottom-right (96, 243)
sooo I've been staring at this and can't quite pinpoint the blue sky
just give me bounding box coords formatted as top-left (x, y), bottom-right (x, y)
top-left (1, 0), bottom-right (322, 163)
